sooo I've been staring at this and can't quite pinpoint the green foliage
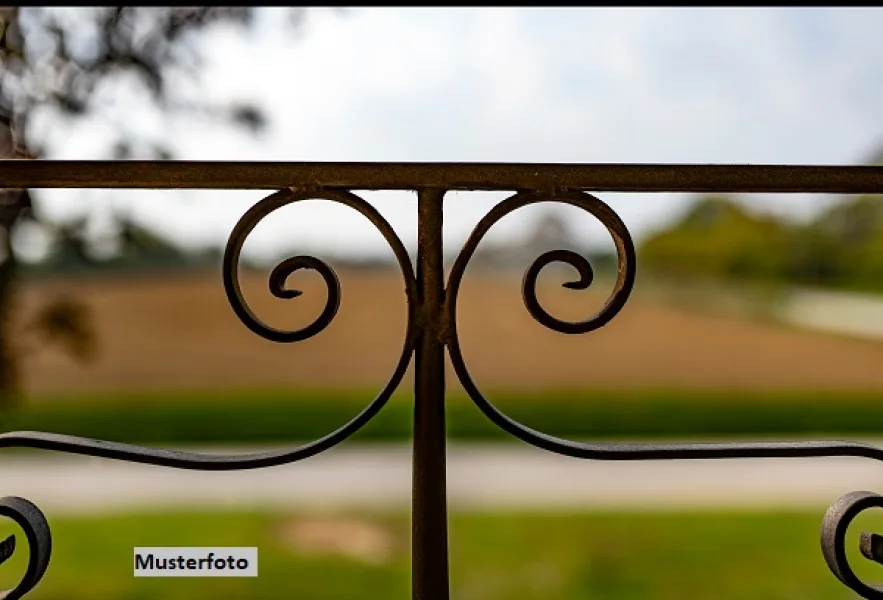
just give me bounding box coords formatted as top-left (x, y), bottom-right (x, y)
top-left (10, 388), bottom-right (883, 444)
top-left (642, 196), bottom-right (794, 281)
top-left (641, 191), bottom-right (883, 292)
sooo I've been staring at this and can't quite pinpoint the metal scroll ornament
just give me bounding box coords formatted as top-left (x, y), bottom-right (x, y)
top-left (0, 187), bottom-right (418, 598)
top-left (0, 184), bottom-right (882, 598)
top-left (822, 491), bottom-right (883, 598)
top-left (0, 496), bottom-right (51, 600)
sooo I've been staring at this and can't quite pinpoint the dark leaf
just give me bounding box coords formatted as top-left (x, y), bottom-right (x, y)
top-left (112, 141), bottom-right (132, 159)
top-left (151, 143), bottom-right (174, 160)
top-left (55, 94), bottom-right (87, 116)
top-left (229, 104), bottom-right (266, 133)
top-left (30, 297), bottom-right (97, 362)
top-left (51, 215), bottom-right (94, 264)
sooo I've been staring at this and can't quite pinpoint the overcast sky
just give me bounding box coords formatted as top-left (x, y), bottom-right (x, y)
top-left (27, 7), bottom-right (883, 262)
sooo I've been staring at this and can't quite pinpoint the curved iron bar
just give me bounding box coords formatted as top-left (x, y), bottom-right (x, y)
top-left (822, 491), bottom-right (883, 599)
top-left (0, 172), bottom-right (881, 597)
top-left (222, 188), bottom-right (347, 343)
top-left (445, 189), bottom-right (633, 340)
top-left (0, 497), bottom-right (51, 600)
top-left (0, 187), bottom-right (420, 597)
top-left (0, 188), bottom-right (417, 471)
top-left (446, 188), bottom-right (883, 598)
top-left (446, 189), bottom-right (883, 463)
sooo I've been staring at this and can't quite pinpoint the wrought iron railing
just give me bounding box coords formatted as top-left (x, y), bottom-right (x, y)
top-left (0, 160), bottom-right (882, 599)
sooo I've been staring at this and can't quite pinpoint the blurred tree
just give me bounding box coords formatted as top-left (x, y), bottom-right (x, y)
top-left (640, 196), bottom-right (794, 282)
top-left (640, 142), bottom-right (883, 294)
top-left (781, 148), bottom-right (883, 290)
top-left (798, 194), bottom-right (883, 290)
top-left (41, 214), bottom-right (93, 272)
top-left (782, 222), bottom-right (842, 287)
top-left (0, 7), bottom-right (306, 408)
top-left (113, 210), bottom-right (183, 266)
top-left (862, 143), bottom-right (883, 167)
top-left (39, 209), bottom-right (188, 274)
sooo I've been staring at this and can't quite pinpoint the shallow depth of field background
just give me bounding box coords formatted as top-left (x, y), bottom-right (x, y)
top-left (2, 7), bottom-right (883, 599)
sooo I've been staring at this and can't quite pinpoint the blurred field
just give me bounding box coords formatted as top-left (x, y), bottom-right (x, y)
top-left (1, 508), bottom-right (873, 600)
top-left (18, 269), bottom-right (883, 396)
top-left (15, 388), bottom-right (883, 444)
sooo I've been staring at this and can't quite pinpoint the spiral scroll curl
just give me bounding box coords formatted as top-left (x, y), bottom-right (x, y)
top-left (444, 190), bottom-right (883, 465)
top-left (445, 189), bottom-right (640, 455)
top-left (222, 189), bottom-right (350, 343)
top-left (212, 187), bottom-right (418, 464)
top-left (446, 189), bottom-right (635, 338)
top-left (0, 496), bottom-right (51, 600)
top-left (821, 490), bottom-right (883, 599)
top-left (0, 189), bottom-right (416, 471)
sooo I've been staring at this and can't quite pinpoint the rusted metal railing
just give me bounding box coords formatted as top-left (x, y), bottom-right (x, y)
top-left (0, 160), bottom-right (882, 599)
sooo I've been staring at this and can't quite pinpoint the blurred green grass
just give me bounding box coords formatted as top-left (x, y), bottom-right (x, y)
top-left (0, 508), bottom-right (876, 600)
top-left (6, 388), bottom-right (883, 444)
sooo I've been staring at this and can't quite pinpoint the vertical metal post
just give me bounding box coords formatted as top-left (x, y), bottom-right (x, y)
top-left (412, 188), bottom-right (450, 600)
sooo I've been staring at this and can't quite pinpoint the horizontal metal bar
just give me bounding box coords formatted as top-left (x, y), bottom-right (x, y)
top-left (0, 160), bottom-right (882, 193)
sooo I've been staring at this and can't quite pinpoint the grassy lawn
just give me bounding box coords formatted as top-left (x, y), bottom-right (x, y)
top-left (5, 388), bottom-right (883, 445)
top-left (0, 508), bottom-right (879, 599)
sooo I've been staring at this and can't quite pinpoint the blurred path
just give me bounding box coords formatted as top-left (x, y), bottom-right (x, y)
top-left (3, 443), bottom-right (883, 514)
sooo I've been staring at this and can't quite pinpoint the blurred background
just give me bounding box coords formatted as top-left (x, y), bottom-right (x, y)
top-left (0, 6), bottom-right (883, 599)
